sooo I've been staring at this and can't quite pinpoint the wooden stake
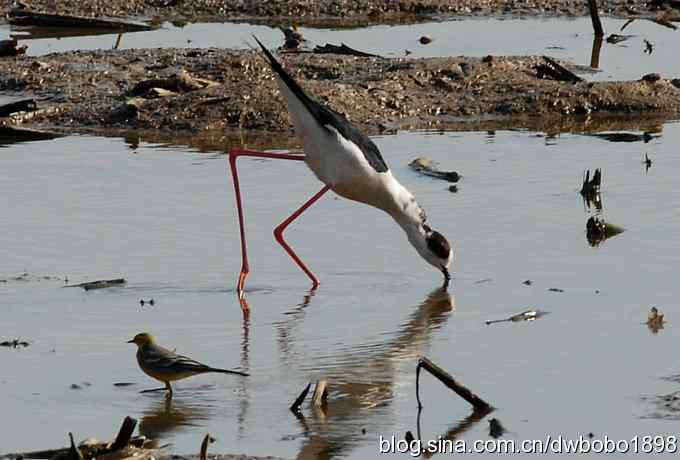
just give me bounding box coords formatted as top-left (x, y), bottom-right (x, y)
top-left (416, 357), bottom-right (492, 412)
top-left (587, 0), bottom-right (604, 37)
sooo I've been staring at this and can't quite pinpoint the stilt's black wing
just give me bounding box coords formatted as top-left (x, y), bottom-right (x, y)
top-left (253, 36), bottom-right (389, 173)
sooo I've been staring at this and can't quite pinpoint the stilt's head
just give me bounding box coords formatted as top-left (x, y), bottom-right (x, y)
top-left (127, 332), bottom-right (155, 347)
top-left (409, 224), bottom-right (453, 280)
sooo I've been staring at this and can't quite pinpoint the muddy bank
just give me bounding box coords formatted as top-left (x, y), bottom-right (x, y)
top-left (1, 48), bottom-right (679, 140)
top-left (0, 0), bottom-right (671, 25)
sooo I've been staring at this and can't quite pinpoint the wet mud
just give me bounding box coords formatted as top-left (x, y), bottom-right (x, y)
top-left (2, 48), bottom-right (679, 143)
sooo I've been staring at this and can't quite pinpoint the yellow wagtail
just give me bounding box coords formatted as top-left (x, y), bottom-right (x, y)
top-left (128, 332), bottom-right (248, 396)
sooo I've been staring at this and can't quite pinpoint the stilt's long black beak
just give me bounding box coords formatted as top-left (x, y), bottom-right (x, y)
top-left (442, 267), bottom-right (451, 281)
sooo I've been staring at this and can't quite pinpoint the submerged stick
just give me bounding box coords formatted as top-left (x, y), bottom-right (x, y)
top-left (64, 278), bottom-right (126, 290)
top-left (416, 357), bottom-right (492, 412)
top-left (587, 0), bottom-right (604, 37)
top-left (290, 382), bottom-right (311, 414)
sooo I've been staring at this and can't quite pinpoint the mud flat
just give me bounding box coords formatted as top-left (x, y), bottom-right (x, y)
top-left (0, 0), bottom-right (670, 25)
top-left (1, 47), bottom-right (679, 144)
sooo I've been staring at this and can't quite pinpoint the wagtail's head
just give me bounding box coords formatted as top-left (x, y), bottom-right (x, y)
top-left (127, 332), bottom-right (155, 348)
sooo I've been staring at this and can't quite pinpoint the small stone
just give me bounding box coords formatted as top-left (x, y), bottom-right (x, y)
top-left (419, 36), bottom-right (433, 45)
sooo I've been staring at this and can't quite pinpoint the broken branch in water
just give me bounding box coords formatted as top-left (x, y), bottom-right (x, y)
top-left (199, 434), bottom-right (215, 460)
top-left (587, 0), bottom-right (605, 37)
top-left (64, 278), bottom-right (126, 290)
top-left (409, 157), bottom-right (460, 182)
top-left (416, 357), bottom-right (492, 413)
top-left (313, 43), bottom-right (380, 58)
top-left (485, 309), bottom-right (548, 325)
top-left (290, 382), bottom-right (311, 414)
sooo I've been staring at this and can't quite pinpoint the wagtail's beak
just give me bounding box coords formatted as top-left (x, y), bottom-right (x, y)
top-left (127, 339), bottom-right (135, 343)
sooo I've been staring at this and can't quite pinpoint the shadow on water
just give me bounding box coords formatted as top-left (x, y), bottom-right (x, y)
top-left (279, 285), bottom-right (455, 459)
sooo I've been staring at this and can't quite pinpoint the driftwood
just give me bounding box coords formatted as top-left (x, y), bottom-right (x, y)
top-left (0, 99), bottom-right (37, 117)
top-left (128, 71), bottom-right (218, 97)
top-left (0, 338), bottom-right (30, 348)
top-left (8, 8), bottom-right (152, 31)
top-left (0, 39), bottom-right (27, 57)
top-left (587, 0), bottom-right (605, 36)
top-left (313, 43), bottom-right (380, 58)
top-left (0, 417), bottom-right (150, 460)
top-left (416, 357), bottom-right (492, 413)
top-left (485, 309), bottom-right (548, 325)
top-left (536, 56), bottom-right (583, 82)
top-left (409, 157), bottom-right (460, 182)
top-left (64, 278), bottom-right (126, 290)
top-left (290, 382), bottom-right (312, 414)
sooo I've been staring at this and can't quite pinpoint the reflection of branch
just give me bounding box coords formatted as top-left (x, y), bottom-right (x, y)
top-left (590, 35), bottom-right (603, 69)
top-left (419, 408), bottom-right (492, 459)
top-left (416, 357), bottom-right (493, 412)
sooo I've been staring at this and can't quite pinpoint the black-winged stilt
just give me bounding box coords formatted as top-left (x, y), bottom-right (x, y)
top-left (228, 37), bottom-right (452, 309)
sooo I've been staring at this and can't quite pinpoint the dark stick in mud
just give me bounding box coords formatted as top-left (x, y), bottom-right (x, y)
top-left (587, 0), bottom-right (604, 37)
top-left (290, 382), bottom-right (312, 414)
top-left (110, 416), bottom-right (137, 450)
top-left (68, 433), bottom-right (84, 460)
top-left (416, 357), bottom-right (493, 412)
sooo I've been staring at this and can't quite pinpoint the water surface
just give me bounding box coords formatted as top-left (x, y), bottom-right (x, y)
top-left (2, 122), bottom-right (680, 457)
top-left (1, 17), bottom-right (677, 81)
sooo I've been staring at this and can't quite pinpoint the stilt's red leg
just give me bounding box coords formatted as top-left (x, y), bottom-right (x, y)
top-left (274, 185), bottom-right (331, 288)
top-left (228, 148), bottom-right (306, 303)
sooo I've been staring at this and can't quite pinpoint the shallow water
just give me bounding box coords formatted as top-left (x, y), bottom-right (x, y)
top-left (1, 17), bottom-right (678, 81)
top-left (2, 120), bottom-right (680, 458)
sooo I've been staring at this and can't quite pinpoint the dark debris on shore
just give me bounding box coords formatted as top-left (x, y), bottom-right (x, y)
top-left (2, 48), bottom-right (680, 140)
top-left (0, 0), bottom-right (673, 25)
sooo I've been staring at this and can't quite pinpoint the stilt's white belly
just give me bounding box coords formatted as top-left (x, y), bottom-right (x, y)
top-left (302, 129), bottom-right (395, 211)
